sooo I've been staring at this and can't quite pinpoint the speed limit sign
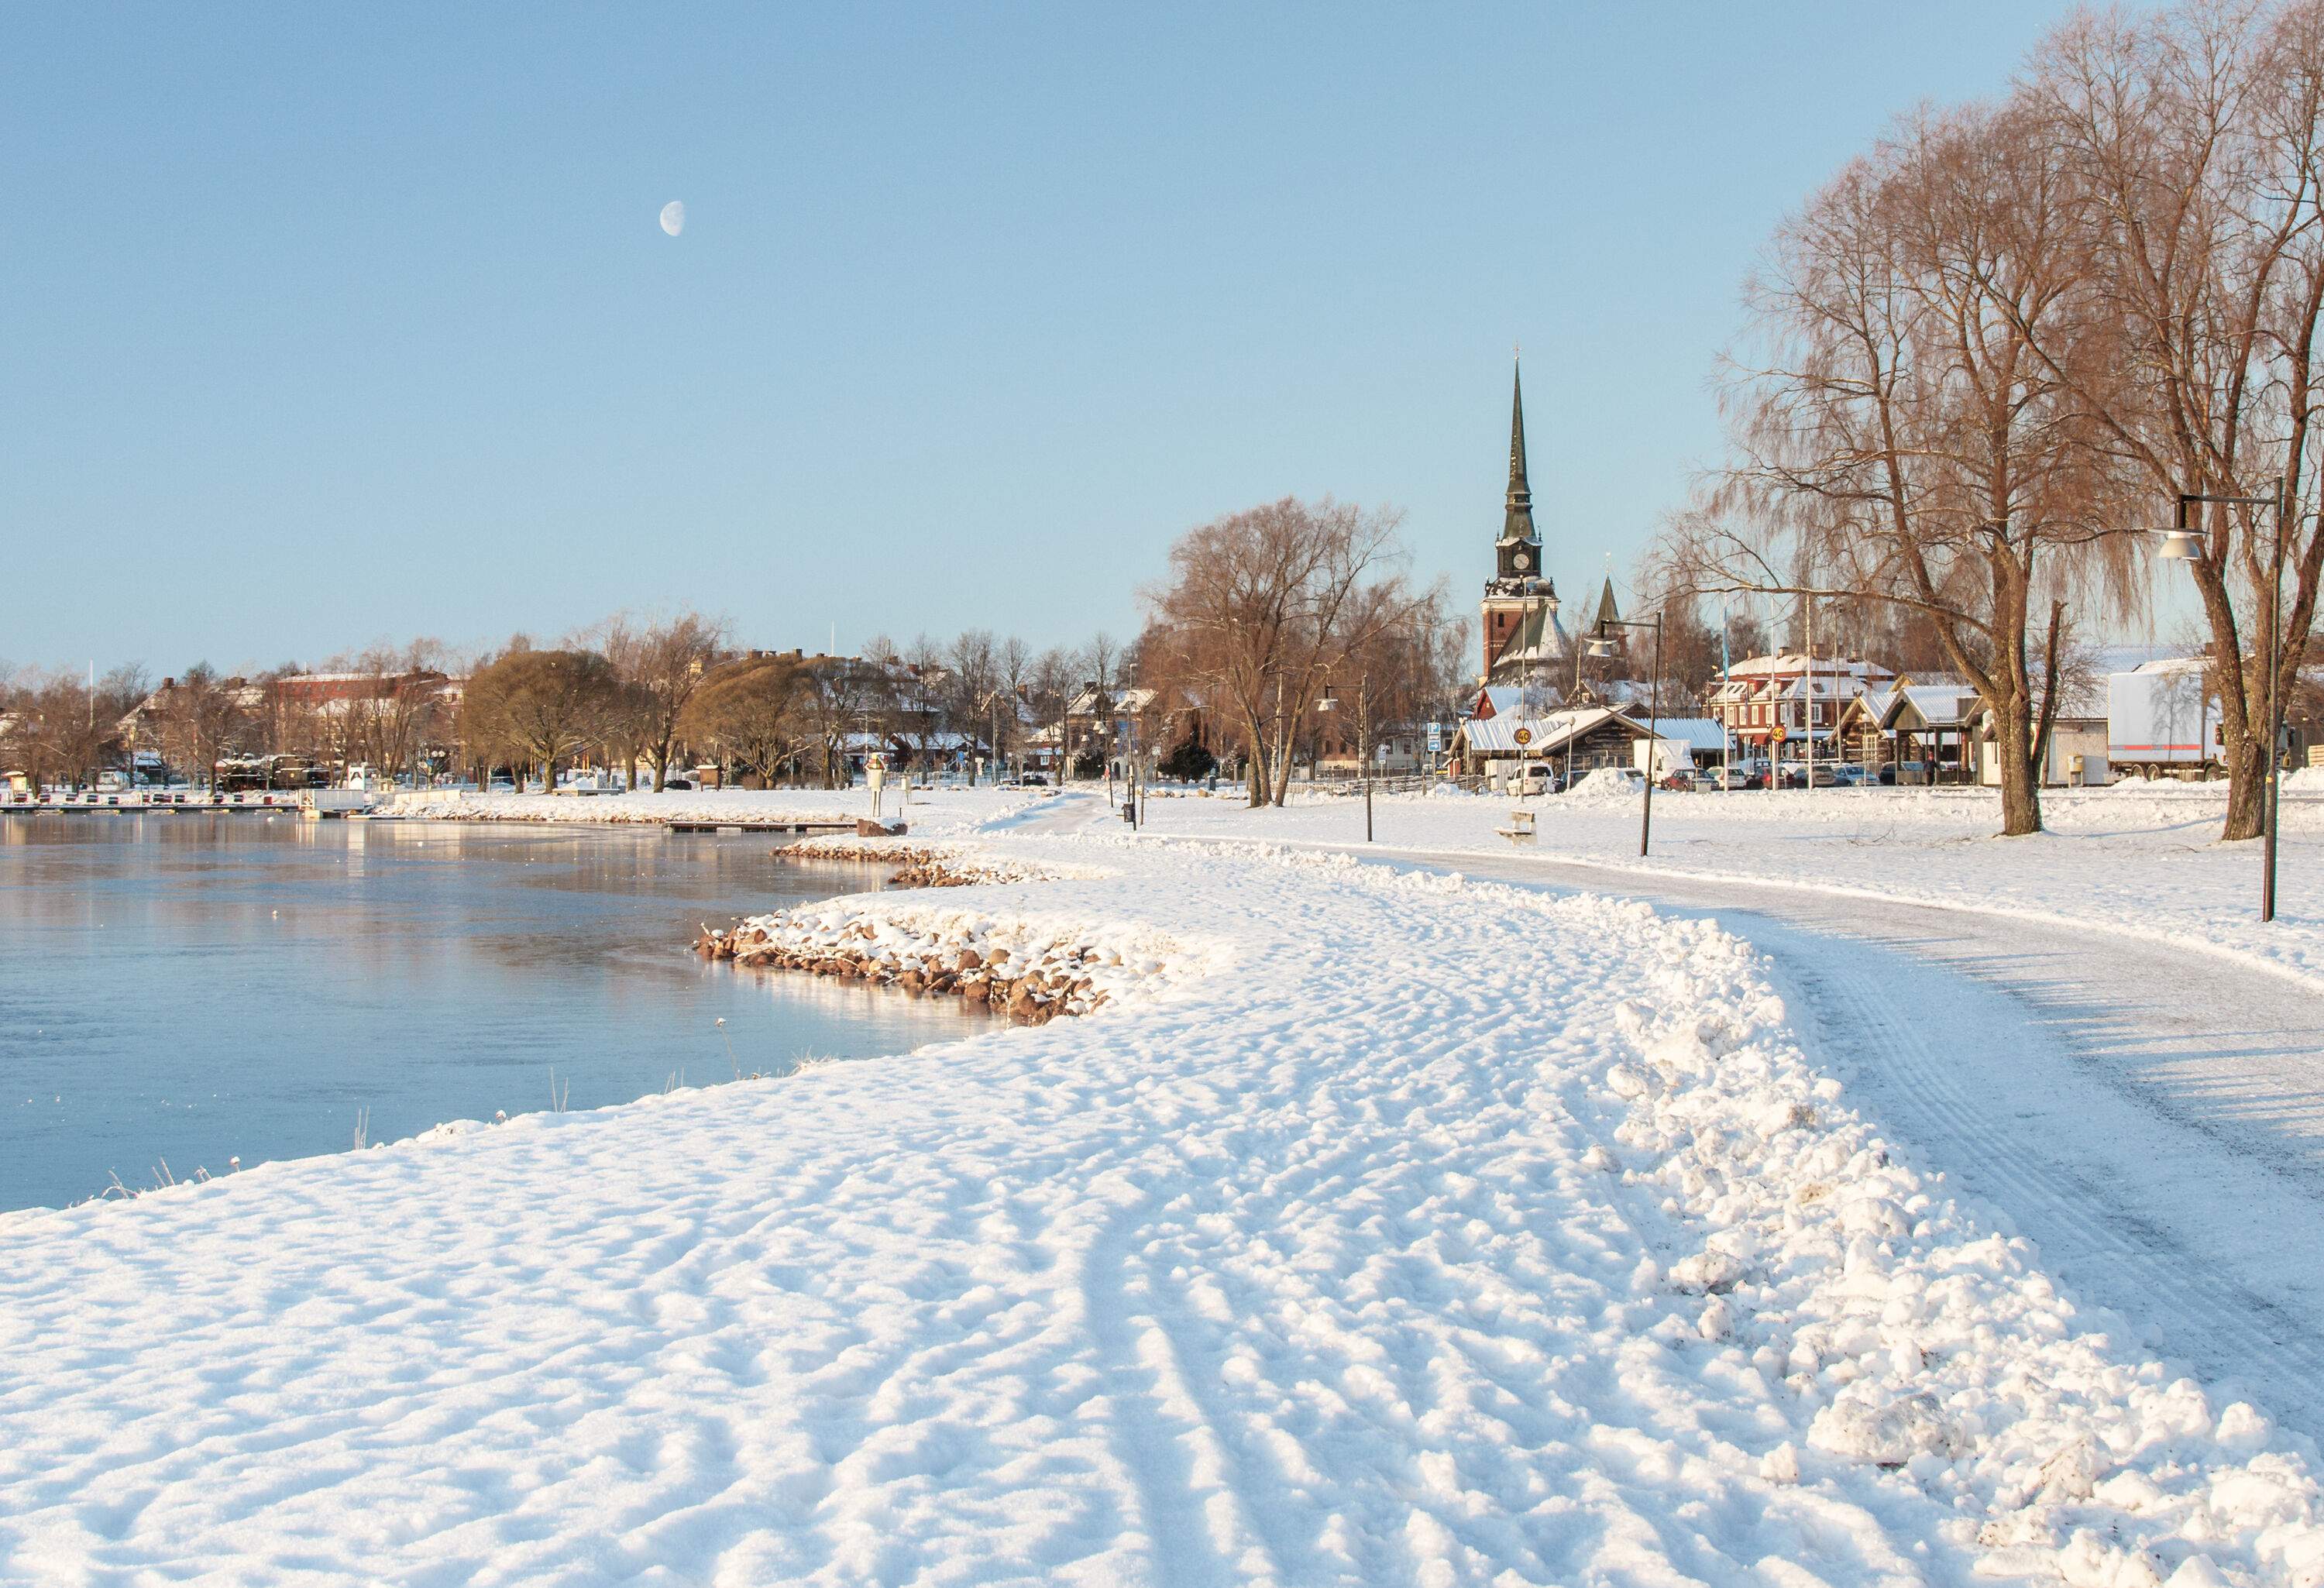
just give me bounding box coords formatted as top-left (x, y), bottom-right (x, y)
top-left (1513, 727), bottom-right (1533, 748)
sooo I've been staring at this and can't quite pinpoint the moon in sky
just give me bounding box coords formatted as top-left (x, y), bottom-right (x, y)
top-left (658, 200), bottom-right (686, 237)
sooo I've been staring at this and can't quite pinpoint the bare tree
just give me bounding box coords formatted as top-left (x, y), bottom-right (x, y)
top-left (679, 655), bottom-right (808, 785)
top-left (151, 665), bottom-right (249, 792)
top-left (995, 634), bottom-right (1034, 775)
top-left (1142, 496), bottom-right (1429, 806)
top-left (460, 648), bottom-right (623, 788)
top-left (2022, 1), bottom-right (2324, 838)
top-left (339, 641), bottom-right (449, 786)
top-left (593, 610), bottom-right (728, 790)
top-left (1026, 645), bottom-right (1079, 780)
top-left (944, 629), bottom-right (1003, 776)
top-left (797, 656), bottom-right (889, 788)
top-left (3, 665), bottom-right (148, 791)
top-left (1662, 97), bottom-right (2141, 835)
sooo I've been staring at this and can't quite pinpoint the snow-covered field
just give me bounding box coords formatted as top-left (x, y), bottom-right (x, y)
top-left (1133, 780), bottom-right (2324, 993)
top-left (6, 796), bottom-right (2323, 1584)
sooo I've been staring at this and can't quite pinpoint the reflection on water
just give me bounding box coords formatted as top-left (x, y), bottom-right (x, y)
top-left (0, 816), bottom-right (979, 1211)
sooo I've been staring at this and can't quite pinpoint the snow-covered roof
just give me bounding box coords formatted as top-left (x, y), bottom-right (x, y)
top-left (1065, 686), bottom-right (1160, 716)
top-left (1717, 652), bottom-right (1896, 682)
top-left (1772, 674), bottom-right (1873, 702)
top-left (1841, 677), bottom-right (1983, 730)
top-left (1648, 717), bottom-right (1727, 751)
top-left (1851, 686), bottom-right (1900, 723)
top-left (1471, 686), bottom-right (1525, 720)
top-left (1460, 706), bottom-right (1638, 756)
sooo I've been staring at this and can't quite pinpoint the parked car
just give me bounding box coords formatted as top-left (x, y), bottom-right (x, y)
top-left (1658, 768), bottom-right (1702, 791)
top-left (1775, 761), bottom-right (1839, 789)
top-left (1515, 763), bottom-right (1565, 795)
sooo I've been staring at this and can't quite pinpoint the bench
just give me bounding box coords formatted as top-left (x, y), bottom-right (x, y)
top-left (1496, 809), bottom-right (1538, 844)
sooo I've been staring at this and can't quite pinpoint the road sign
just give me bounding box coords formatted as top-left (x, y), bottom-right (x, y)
top-left (1770, 726), bottom-right (1787, 747)
top-left (1426, 724), bottom-right (1443, 753)
top-left (1513, 727), bottom-right (1534, 748)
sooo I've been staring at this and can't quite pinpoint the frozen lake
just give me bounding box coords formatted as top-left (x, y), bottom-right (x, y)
top-left (0, 817), bottom-right (980, 1211)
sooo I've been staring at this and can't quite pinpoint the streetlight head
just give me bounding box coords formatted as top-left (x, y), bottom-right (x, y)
top-left (1584, 634), bottom-right (1618, 659)
top-left (2157, 528), bottom-right (2204, 562)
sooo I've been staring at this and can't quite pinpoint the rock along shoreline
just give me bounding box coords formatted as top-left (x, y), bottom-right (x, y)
top-left (695, 844), bottom-right (1138, 1024)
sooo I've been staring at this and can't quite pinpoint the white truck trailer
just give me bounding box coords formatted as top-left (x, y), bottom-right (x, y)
top-left (2106, 659), bottom-right (2221, 779)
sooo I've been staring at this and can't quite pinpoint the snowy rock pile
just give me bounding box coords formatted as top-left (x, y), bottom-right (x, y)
top-left (1588, 917), bottom-right (2324, 1587)
top-left (773, 839), bottom-right (1046, 889)
top-left (696, 901), bottom-right (1180, 1024)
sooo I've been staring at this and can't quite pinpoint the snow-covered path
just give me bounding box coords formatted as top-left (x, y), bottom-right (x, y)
top-left (1372, 847), bottom-right (2324, 1443)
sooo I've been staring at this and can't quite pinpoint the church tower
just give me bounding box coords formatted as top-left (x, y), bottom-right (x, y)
top-left (1481, 356), bottom-right (1559, 681)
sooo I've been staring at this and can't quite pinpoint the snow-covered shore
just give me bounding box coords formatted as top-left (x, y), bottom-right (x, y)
top-left (6, 815), bottom-right (2322, 1584)
top-left (383, 785), bottom-right (1034, 836)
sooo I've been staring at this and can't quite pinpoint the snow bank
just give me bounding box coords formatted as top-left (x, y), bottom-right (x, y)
top-left (1567, 765), bottom-right (1648, 799)
top-left (1577, 909), bottom-right (2324, 1586)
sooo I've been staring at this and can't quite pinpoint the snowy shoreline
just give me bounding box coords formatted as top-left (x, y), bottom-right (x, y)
top-left (382, 785), bottom-right (1033, 836)
top-left (6, 813), bottom-right (2322, 1584)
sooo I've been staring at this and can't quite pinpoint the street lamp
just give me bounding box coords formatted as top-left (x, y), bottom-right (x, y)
top-left (1317, 675), bottom-right (1376, 842)
top-left (1587, 610), bottom-right (1665, 858)
top-left (2147, 485), bottom-right (2289, 922)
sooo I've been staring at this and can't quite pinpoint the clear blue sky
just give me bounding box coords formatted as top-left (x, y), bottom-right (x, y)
top-left (1, 3), bottom-right (2087, 675)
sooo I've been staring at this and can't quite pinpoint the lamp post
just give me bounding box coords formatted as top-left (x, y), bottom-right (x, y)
top-left (1587, 611), bottom-right (1665, 857)
top-left (2146, 485), bottom-right (2287, 921)
top-left (1316, 681), bottom-right (1371, 840)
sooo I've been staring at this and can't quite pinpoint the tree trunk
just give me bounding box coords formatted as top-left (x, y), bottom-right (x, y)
top-left (2222, 732), bottom-right (2267, 841)
top-left (1236, 705), bottom-right (1268, 807)
top-left (1990, 697), bottom-right (2044, 838)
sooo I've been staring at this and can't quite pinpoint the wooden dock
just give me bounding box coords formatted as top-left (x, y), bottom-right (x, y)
top-left (0, 798), bottom-right (307, 816)
top-left (2, 799), bottom-right (892, 836)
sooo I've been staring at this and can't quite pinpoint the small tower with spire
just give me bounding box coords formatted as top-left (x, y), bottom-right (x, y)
top-left (1480, 352), bottom-right (1560, 682)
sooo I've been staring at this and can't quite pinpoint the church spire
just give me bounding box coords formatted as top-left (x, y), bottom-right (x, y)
top-left (1590, 576), bottom-right (1621, 634)
top-left (1481, 352), bottom-right (1559, 682)
top-left (1503, 354), bottom-right (1536, 545)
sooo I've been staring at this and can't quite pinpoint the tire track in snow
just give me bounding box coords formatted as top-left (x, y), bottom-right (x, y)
top-left (1075, 1168), bottom-right (1243, 1588)
top-left (1379, 847), bottom-right (2324, 1441)
top-left (1776, 946), bottom-right (2324, 1419)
